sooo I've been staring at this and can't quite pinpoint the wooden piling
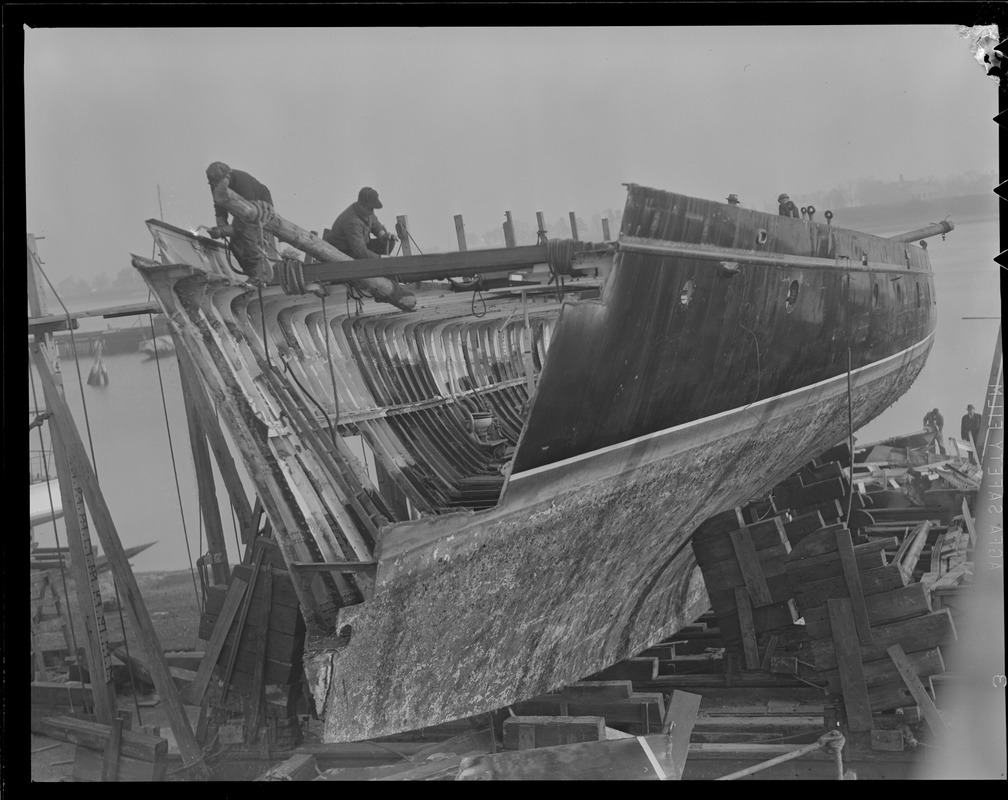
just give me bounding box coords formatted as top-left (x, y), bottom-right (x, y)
top-left (454, 215), bottom-right (467, 251)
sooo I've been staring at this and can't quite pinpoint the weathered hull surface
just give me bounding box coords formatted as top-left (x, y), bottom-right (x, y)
top-left (136, 183), bottom-right (937, 743)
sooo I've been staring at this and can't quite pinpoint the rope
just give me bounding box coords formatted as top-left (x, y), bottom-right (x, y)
top-left (148, 313), bottom-right (203, 613)
top-left (471, 285), bottom-right (487, 318)
top-left (257, 282), bottom-right (274, 370)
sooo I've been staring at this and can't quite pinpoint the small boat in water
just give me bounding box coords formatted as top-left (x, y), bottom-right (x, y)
top-left (134, 173), bottom-right (952, 740)
top-left (140, 334), bottom-right (175, 358)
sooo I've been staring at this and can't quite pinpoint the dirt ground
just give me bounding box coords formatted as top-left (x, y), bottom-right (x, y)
top-left (30, 569), bottom-right (211, 782)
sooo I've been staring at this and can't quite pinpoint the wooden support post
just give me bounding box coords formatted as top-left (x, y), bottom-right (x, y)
top-left (886, 644), bottom-right (947, 734)
top-left (569, 211), bottom-right (579, 241)
top-left (28, 236), bottom-right (117, 728)
top-left (504, 211), bottom-right (516, 248)
top-left (31, 347), bottom-right (210, 780)
top-left (178, 343), bottom-right (230, 585)
top-left (602, 218), bottom-right (611, 241)
top-left (734, 587), bottom-right (761, 670)
top-left (835, 527), bottom-right (873, 645)
top-left (728, 527), bottom-right (774, 607)
top-left (960, 497), bottom-right (977, 548)
top-left (535, 211), bottom-right (547, 243)
top-left (896, 521), bottom-right (931, 582)
top-left (101, 716), bottom-right (123, 781)
top-left (176, 346), bottom-right (252, 538)
top-left (396, 215), bottom-right (412, 257)
top-left (827, 598), bottom-right (873, 732)
top-left (222, 542), bottom-right (266, 703)
top-left (454, 214), bottom-right (467, 251)
top-left (246, 565), bottom-right (273, 742)
top-left (187, 576), bottom-right (249, 706)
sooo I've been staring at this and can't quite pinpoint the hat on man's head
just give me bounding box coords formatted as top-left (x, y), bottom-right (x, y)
top-left (778, 193), bottom-right (789, 203)
top-left (206, 162), bottom-right (231, 184)
top-left (968, 404), bottom-right (975, 410)
top-left (358, 187), bottom-right (382, 209)
top-left (727, 194), bottom-right (740, 204)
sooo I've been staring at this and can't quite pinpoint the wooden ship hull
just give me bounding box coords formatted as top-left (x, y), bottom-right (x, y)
top-left (133, 182), bottom-right (941, 742)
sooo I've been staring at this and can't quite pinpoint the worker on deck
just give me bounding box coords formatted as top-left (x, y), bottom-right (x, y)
top-left (923, 407), bottom-right (946, 456)
top-left (205, 161), bottom-right (277, 283)
top-left (778, 193), bottom-right (800, 218)
top-left (726, 193), bottom-right (740, 206)
top-left (961, 403), bottom-right (982, 463)
top-left (324, 187), bottom-right (397, 260)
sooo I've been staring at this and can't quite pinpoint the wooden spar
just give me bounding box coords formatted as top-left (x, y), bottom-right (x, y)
top-left (30, 346), bottom-right (211, 780)
top-left (209, 177), bottom-right (416, 312)
top-left (177, 336), bottom-right (231, 585)
top-left (299, 241), bottom-right (615, 284)
top-left (886, 219), bottom-right (954, 243)
top-left (27, 235), bottom-right (118, 728)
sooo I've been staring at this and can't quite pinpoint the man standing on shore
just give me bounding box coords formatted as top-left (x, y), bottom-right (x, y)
top-left (961, 403), bottom-right (982, 462)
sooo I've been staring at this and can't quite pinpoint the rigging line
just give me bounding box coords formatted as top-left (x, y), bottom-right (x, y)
top-left (257, 282), bottom-right (274, 370)
top-left (29, 366), bottom-right (83, 712)
top-left (148, 312), bottom-right (203, 613)
top-left (844, 348), bottom-right (855, 528)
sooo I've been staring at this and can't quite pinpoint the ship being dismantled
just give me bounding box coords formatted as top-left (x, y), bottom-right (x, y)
top-left (134, 174), bottom-right (950, 741)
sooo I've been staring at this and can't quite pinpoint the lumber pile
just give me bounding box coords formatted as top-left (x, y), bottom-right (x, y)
top-left (39, 714), bottom-right (168, 782)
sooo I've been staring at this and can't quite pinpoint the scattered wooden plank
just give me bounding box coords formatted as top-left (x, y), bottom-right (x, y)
top-left (821, 647), bottom-right (945, 694)
top-left (896, 522), bottom-right (932, 582)
top-left (793, 565), bottom-right (906, 610)
top-left (802, 582), bottom-right (933, 637)
top-left (38, 715), bottom-right (167, 762)
top-left (961, 497), bottom-right (977, 547)
top-left (31, 681), bottom-right (94, 708)
top-left (503, 716), bottom-right (606, 750)
top-left (886, 644), bottom-right (948, 734)
top-left (784, 511), bottom-right (827, 545)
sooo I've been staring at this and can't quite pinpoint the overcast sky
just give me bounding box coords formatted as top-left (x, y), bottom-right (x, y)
top-left (24, 25), bottom-right (997, 284)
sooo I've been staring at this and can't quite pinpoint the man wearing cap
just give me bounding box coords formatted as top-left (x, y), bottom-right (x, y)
top-left (324, 187), bottom-right (397, 260)
top-left (205, 161), bottom-right (277, 283)
top-left (923, 407), bottom-right (946, 455)
top-left (726, 194), bottom-right (740, 206)
top-left (961, 403), bottom-right (982, 462)
top-left (778, 193), bottom-right (800, 218)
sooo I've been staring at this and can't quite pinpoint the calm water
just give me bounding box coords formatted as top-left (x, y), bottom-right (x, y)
top-left (28, 218), bottom-right (1000, 572)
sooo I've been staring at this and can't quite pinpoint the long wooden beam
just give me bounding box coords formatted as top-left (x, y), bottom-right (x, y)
top-left (31, 346), bottom-right (211, 780)
top-left (300, 242), bottom-right (615, 284)
top-left (178, 335), bottom-right (231, 585)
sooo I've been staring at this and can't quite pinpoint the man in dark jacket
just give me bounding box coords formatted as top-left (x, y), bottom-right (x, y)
top-left (923, 407), bottom-right (946, 455)
top-left (206, 161), bottom-right (277, 282)
top-left (324, 187), bottom-right (396, 260)
top-left (778, 193), bottom-right (800, 218)
top-left (961, 403), bottom-right (982, 462)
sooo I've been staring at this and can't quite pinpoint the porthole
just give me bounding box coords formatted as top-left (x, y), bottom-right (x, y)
top-left (785, 280), bottom-right (799, 313)
top-left (756, 229), bottom-right (768, 246)
top-left (916, 283), bottom-right (921, 308)
top-left (679, 279), bottom-right (695, 306)
top-left (872, 283), bottom-right (879, 309)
